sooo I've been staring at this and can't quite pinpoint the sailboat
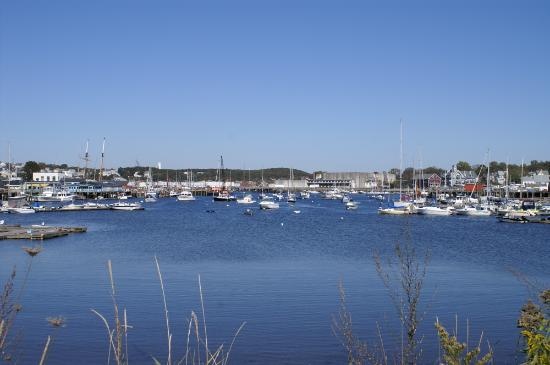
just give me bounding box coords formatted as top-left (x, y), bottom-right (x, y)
top-left (379, 120), bottom-right (412, 215)
top-left (287, 167), bottom-right (296, 203)
top-left (213, 156), bottom-right (236, 201)
top-left (453, 153), bottom-right (492, 217)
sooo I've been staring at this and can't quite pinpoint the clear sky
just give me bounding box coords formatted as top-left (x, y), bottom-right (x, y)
top-left (1, 0), bottom-right (548, 172)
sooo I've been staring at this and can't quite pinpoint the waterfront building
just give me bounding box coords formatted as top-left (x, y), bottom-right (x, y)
top-left (310, 171), bottom-right (396, 189)
top-left (413, 173), bottom-right (443, 190)
top-left (522, 170), bottom-right (549, 191)
top-left (447, 165), bottom-right (477, 187)
top-left (33, 171), bottom-right (65, 182)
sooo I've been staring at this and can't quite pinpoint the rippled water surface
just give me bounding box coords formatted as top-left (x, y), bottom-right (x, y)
top-left (0, 195), bottom-right (548, 364)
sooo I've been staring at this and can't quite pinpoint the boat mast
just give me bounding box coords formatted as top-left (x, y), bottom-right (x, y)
top-left (99, 137), bottom-right (106, 182)
top-left (505, 158), bottom-right (509, 201)
top-left (220, 155), bottom-right (225, 191)
top-left (399, 119), bottom-right (403, 201)
top-left (82, 139), bottom-right (90, 180)
top-left (487, 150), bottom-right (491, 200)
top-left (520, 157), bottom-right (524, 199)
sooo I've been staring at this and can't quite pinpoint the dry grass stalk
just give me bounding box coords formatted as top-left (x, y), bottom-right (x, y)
top-left (155, 255), bottom-right (173, 365)
top-left (93, 259), bottom-right (245, 365)
top-left (0, 268), bottom-right (17, 361)
top-left (331, 281), bottom-right (384, 365)
top-left (373, 224), bottom-right (429, 365)
top-left (38, 335), bottom-right (51, 365)
top-left (91, 260), bottom-right (129, 365)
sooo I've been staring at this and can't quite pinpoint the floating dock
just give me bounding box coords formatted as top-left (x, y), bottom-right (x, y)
top-left (0, 224), bottom-right (87, 240)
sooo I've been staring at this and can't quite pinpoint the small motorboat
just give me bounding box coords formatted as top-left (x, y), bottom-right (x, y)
top-left (237, 194), bottom-right (256, 204)
top-left (111, 202), bottom-right (144, 211)
top-left (259, 197), bottom-right (280, 210)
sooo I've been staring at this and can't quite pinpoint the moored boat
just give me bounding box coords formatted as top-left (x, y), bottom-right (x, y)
top-left (259, 197), bottom-right (280, 210)
top-left (177, 190), bottom-right (196, 201)
top-left (8, 207), bottom-right (36, 214)
top-left (415, 206), bottom-right (453, 216)
top-left (111, 202), bottom-right (144, 211)
top-left (237, 194), bottom-right (256, 204)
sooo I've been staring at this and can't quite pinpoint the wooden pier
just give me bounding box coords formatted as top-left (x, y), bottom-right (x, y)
top-left (0, 224), bottom-right (87, 241)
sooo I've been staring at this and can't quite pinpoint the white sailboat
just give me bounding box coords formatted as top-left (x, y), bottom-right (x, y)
top-left (213, 156), bottom-right (236, 201)
top-left (379, 120), bottom-right (411, 215)
top-left (287, 167), bottom-right (297, 203)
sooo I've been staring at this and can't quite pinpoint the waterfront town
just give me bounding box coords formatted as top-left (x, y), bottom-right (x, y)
top-left (1, 154), bottom-right (548, 219)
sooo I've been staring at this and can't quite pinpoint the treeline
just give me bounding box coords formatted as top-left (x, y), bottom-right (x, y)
top-left (16, 160), bottom-right (550, 184)
top-left (117, 167), bottom-right (312, 182)
top-left (392, 160), bottom-right (550, 184)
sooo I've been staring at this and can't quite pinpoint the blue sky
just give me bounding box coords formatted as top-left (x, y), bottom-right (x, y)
top-left (1, 0), bottom-right (548, 172)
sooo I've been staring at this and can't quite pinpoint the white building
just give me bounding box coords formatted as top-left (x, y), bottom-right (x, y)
top-left (522, 170), bottom-right (549, 191)
top-left (33, 172), bottom-right (65, 182)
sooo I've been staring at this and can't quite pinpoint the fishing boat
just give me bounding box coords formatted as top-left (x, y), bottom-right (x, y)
top-left (177, 169), bottom-right (196, 201)
top-left (299, 191), bottom-right (310, 199)
top-left (35, 187), bottom-right (76, 202)
top-left (213, 190), bottom-right (236, 201)
top-left (177, 190), bottom-right (196, 201)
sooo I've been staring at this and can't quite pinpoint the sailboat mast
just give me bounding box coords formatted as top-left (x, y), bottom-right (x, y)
top-left (7, 143), bottom-right (11, 185)
top-left (487, 150), bottom-right (491, 199)
top-left (220, 155), bottom-right (225, 189)
top-left (83, 139), bottom-right (90, 180)
top-left (399, 119), bottom-right (403, 201)
top-left (99, 137), bottom-right (106, 182)
top-left (505, 159), bottom-right (510, 201)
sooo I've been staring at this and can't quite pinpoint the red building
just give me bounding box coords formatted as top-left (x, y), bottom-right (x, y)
top-left (464, 183), bottom-right (485, 193)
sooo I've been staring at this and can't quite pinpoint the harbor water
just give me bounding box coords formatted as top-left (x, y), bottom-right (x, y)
top-left (0, 195), bottom-right (548, 364)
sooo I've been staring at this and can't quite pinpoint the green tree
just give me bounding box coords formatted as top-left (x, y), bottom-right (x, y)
top-left (22, 161), bottom-right (41, 181)
top-left (456, 161), bottom-right (471, 171)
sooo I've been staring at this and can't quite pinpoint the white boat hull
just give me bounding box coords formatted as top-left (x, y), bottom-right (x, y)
top-left (416, 207), bottom-right (452, 216)
top-left (259, 201), bottom-right (280, 209)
